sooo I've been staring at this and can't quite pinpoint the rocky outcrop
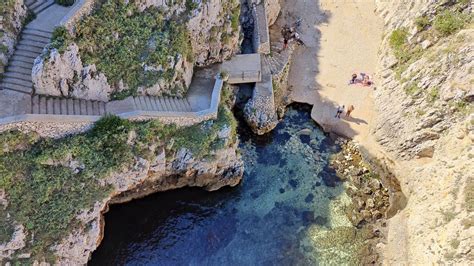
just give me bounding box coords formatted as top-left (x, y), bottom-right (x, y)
top-left (0, 128), bottom-right (243, 264)
top-left (372, 1), bottom-right (473, 264)
top-left (243, 77), bottom-right (279, 135)
top-left (32, 0), bottom-right (240, 100)
top-left (0, 0), bottom-right (27, 75)
top-left (32, 44), bottom-right (113, 101)
top-left (52, 144), bottom-right (243, 264)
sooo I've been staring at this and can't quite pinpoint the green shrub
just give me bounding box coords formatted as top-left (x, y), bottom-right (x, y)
top-left (427, 87), bottom-right (440, 103)
top-left (230, 5), bottom-right (241, 32)
top-left (55, 0), bottom-right (75, 6)
top-left (50, 26), bottom-right (69, 52)
top-left (185, 0), bottom-right (199, 11)
top-left (0, 109), bottom-right (238, 261)
top-left (415, 16), bottom-right (431, 30)
top-left (72, 1), bottom-right (193, 96)
top-left (389, 28), bottom-right (408, 50)
top-left (404, 83), bottom-right (421, 96)
top-left (0, 44), bottom-right (8, 54)
top-left (434, 10), bottom-right (468, 36)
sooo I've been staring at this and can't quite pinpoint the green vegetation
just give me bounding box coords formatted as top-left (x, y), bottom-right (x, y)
top-left (427, 87), bottom-right (440, 103)
top-left (0, 106), bottom-right (237, 262)
top-left (415, 16), bottom-right (431, 31)
top-left (0, 0), bottom-right (16, 33)
top-left (23, 9), bottom-right (36, 26)
top-left (389, 28), bottom-right (423, 65)
top-left (50, 26), bottom-right (69, 53)
top-left (404, 83), bottom-right (421, 96)
top-left (389, 28), bottom-right (408, 51)
top-left (55, 0), bottom-right (75, 6)
top-left (434, 10), bottom-right (469, 36)
top-left (230, 5), bottom-right (241, 33)
top-left (55, 1), bottom-right (193, 99)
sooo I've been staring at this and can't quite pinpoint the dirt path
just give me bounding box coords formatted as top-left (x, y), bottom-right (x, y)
top-left (285, 0), bottom-right (383, 145)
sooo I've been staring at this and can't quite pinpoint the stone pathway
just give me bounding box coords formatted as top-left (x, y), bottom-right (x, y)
top-left (25, 0), bottom-right (56, 15)
top-left (0, 2), bottom-right (264, 125)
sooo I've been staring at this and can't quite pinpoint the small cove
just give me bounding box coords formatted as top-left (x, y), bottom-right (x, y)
top-left (90, 104), bottom-right (368, 265)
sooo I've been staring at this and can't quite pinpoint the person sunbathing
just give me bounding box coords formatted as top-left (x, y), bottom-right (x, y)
top-left (362, 75), bottom-right (373, 86)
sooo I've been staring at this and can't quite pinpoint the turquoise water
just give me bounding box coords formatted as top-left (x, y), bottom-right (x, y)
top-left (91, 105), bottom-right (360, 265)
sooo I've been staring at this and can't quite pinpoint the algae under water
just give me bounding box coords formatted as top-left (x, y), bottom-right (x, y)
top-left (91, 105), bottom-right (366, 265)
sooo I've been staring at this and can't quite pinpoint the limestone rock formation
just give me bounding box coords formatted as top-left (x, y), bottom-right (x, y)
top-left (0, 0), bottom-right (27, 75)
top-left (0, 129), bottom-right (243, 264)
top-left (373, 1), bottom-right (473, 264)
top-left (51, 144), bottom-right (243, 264)
top-left (243, 84), bottom-right (279, 135)
top-left (32, 43), bottom-right (114, 101)
top-left (32, 0), bottom-right (241, 100)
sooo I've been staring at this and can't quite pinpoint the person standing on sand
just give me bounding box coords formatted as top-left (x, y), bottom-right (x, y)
top-left (346, 105), bottom-right (355, 117)
top-left (335, 105), bottom-right (345, 119)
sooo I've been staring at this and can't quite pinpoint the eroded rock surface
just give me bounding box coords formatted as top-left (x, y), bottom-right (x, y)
top-left (0, 0), bottom-right (27, 75)
top-left (373, 1), bottom-right (473, 264)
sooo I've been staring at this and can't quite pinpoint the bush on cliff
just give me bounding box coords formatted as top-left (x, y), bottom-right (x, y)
top-left (434, 10), bottom-right (469, 36)
top-left (0, 107), bottom-right (237, 262)
top-left (57, 1), bottom-right (193, 99)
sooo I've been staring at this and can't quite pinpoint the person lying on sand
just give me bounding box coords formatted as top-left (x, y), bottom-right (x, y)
top-left (362, 74), bottom-right (373, 86)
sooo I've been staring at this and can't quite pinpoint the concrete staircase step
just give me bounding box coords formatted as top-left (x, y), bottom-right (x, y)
top-left (15, 44), bottom-right (44, 55)
top-left (11, 54), bottom-right (36, 64)
top-left (21, 33), bottom-right (51, 44)
top-left (170, 97), bottom-right (179, 111)
top-left (31, 0), bottom-right (55, 14)
top-left (25, 0), bottom-right (39, 7)
top-left (140, 96), bottom-right (151, 111)
top-left (157, 97), bottom-right (167, 111)
top-left (184, 99), bottom-right (193, 112)
top-left (0, 81), bottom-right (32, 94)
top-left (67, 99), bottom-right (74, 115)
top-left (2, 77), bottom-right (32, 87)
top-left (3, 72), bottom-right (31, 82)
top-left (73, 99), bottom-right (81, 115)
top-left (53, 98), bottom-right (61, 114)
top-left (23, 28), bottom-right (53, 39)
top-left (149, 97), bottom-right (159, 110)
top-left (31, 95), bottom-right (40, 114)
top-left (6, 66), bottom-right (32, 75)
top-left (14, 49), bottom-right (40, 59)
top-left (28, 0), bottom-right (44, 9)
top-left (18, 38), bottom-right (49, 49)
top-left (10, 59), bottom-right (34, 69)
top-left (162, 97), bottom-right (171, 111)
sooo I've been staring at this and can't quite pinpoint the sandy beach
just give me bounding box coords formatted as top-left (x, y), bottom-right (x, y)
top-left (285, 0), bottom-right (383, 146)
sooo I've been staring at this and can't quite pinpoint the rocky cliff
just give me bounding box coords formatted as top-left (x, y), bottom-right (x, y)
top-left (52, 144), bottom-right (243, 264)
top-left (373, 0), bottom-right (473, 264)
top-left (0, 0), bottom-right (27, 75)
top-left (0, 107), bottom-right (244, 264)
top-left (32, 0), bottom-right (241, 101)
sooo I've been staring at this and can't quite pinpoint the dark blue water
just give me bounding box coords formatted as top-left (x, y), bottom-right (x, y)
top-left (90, 105), bottom-right (361, 265)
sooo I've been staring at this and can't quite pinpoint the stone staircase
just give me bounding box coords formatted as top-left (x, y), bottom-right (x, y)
top-left (0, 27), bottom-right (52, 94)
top-left (31, 95), bottom-right (107, 116)
top-left (131, 96), bottom-right (193, 112)
top-left (25, 0), bottom-right (56, 15)
top-left (262, 43), bottom-right (294, 76)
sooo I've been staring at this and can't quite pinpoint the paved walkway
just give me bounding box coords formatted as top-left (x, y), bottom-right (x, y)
top-left (0, 2), bottom-right (264, 124)
top-left (286, 0), bottom-right (383, 146)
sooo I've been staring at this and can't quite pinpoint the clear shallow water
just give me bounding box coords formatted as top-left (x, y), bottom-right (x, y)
top-left (90, 105), bottom-right (359, 265)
